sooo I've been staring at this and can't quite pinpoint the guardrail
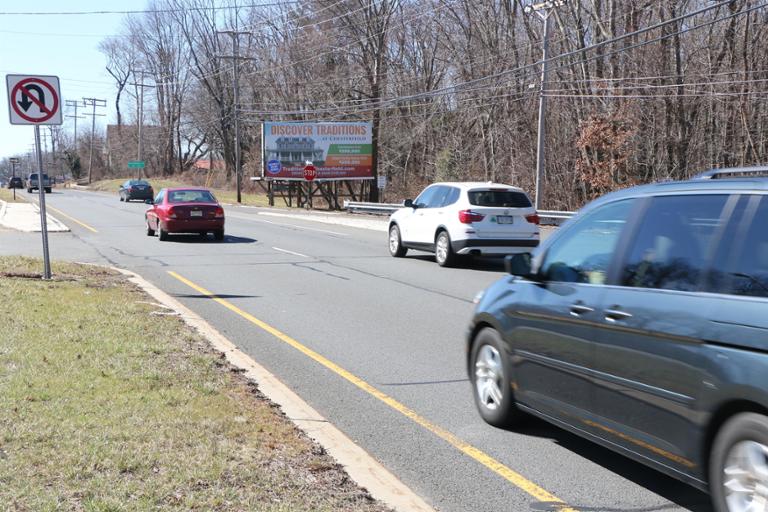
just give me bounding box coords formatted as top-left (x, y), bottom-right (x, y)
top-left (344, 201), bottom-right (403, 215)
top-left (537, 210), bottom-right (576, 225)
top-left (345, 201), bottom-right (576, 224)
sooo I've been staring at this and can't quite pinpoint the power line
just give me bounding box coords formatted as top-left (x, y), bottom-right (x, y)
top-left (0, 2), bottom-right (301, 16)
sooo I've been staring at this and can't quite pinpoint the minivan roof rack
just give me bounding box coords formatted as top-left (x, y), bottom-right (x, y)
top-left (693, 166), bottom-right (768, 180)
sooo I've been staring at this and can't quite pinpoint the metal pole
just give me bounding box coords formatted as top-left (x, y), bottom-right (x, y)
top-left (534, 11), bottom-right (551, 211)
top-left (11, 160), bottom-right (16, 201)
top-left (138, 71), bottom-right (144, 179)
top-left (34, 126), bottom-right (52, 279)
top-left (87, 100), bottom-right (96, 184)
top-left (233, 34), bottom-right (242, 204)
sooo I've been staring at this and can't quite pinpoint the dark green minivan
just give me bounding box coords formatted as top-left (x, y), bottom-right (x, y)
top-left (467, 167), bottom-right (768, 512)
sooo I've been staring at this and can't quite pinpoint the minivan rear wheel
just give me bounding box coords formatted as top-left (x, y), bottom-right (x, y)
top-left (470, 327), bottom-right (523, 428)
top-left (710, 412), bottom-right (768, 512)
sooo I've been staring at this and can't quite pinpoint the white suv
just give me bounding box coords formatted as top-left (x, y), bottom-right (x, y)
top-left (388, 182), bottom-right (540, 266)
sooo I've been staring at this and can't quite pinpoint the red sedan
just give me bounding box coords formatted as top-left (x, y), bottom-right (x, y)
top-left (145, 187), bottom-right (225, 241)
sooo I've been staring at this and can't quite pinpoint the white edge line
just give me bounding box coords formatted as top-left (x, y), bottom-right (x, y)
top-left (272, 246), bottom-right (309, 258)
top-left (107, 265), bottom-right (436, 512)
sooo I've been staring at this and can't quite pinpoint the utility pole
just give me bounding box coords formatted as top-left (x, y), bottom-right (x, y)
top-left (48, 126), bottom-right (58, 179)
top-left (525, 0), bottom-right (566, 211)
top-left (217, 29), bottom-right (250, 204)
top-left (130, 70), bottom-right (155, 179)
top-left (82, 98), bottom-right (106, 184)
top-left (66, 99), bottom-right (85, 155)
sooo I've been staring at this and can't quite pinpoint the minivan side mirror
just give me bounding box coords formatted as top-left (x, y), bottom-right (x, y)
top-left (505, 253), bottom-right (536, 279)
top-left (403, 199), bottom-right (414, 208)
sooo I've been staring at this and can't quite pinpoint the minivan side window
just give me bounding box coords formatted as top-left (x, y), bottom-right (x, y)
top-left (620, 195), bottom-right (729, 292)
top-left (711, 196), bottom-right (768, 298)
top-left (539, 199), bottom-right (634, 284)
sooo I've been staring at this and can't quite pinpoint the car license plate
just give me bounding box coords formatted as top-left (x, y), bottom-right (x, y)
top-left (497, 215), bottom-right (514, 224)
top-left (190, 211), bottom-right (203, 217)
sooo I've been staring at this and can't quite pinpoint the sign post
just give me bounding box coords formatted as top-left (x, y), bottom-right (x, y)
top-left (9, 157), bottom-right (19, 201)
top-left (303, 161), bottom-right (316, 209)
top-left (6, 74), bottom-right (63, 280)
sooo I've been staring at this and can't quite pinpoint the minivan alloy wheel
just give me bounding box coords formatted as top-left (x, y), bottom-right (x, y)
top-left (475, 345), bottom-right (504, 411)
top-left (723, 440), bottom-right (768, 512)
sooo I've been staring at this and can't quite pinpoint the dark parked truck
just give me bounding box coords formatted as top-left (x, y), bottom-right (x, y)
top-left (26, 173), bottom-right (51, 193)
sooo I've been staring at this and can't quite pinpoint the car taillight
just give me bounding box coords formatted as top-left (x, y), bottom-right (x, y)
top-left (458, 209), bottom-right (485, 224)
top-left (525, 213), bottom-right (540, 225)
top-left (168, 207), bottom-right (178, 219)
top-left (214, 207), bottom-right (224, 218)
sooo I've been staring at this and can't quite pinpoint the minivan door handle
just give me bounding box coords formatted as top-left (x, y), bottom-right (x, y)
top-left (604, 307), bottom-right (633, 322)
top-left (570, 303), bottom-right (594, 316)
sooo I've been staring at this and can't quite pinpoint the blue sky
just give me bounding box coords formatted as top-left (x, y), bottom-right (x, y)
top-left (1, 0), bottom-right (148, 160)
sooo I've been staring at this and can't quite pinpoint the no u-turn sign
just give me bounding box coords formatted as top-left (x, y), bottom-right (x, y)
top-left (6, 74), bottom-right (62, 125)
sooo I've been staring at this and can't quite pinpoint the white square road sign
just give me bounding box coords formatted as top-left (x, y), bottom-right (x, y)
top-left (6, 74), bottom-right (62, 125)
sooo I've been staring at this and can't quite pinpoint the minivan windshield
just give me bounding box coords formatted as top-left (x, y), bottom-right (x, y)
top-left (468, 190), bottom-right (531, 208)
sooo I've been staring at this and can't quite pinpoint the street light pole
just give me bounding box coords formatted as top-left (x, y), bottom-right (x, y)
top-left (525, 0), bottom-right (567, 211)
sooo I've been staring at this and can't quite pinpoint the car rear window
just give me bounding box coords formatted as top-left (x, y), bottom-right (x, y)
top-left (130, 180), bottom-right (149, 186)
top-left (468, 190), bottom-right (532, 208)
top-left (168, 190), bottom-right (217, 203)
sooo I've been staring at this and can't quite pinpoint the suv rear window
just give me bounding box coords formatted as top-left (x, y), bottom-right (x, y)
top-left (468, 190), bottom-right (531, 208)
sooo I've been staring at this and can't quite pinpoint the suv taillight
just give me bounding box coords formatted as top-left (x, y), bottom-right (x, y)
top-left (525, 213), bottom-right (540, 225)
top-left (458, 209), bottom-right (485, 224)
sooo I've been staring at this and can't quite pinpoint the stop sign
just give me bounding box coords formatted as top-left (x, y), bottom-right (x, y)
top-left (303, 163), bottom-right (317, 181)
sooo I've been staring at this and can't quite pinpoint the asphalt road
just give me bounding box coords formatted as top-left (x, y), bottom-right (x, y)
top-left (0, 188), bottom-right (713, 512)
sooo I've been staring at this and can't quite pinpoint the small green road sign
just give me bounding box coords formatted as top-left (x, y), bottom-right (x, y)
top-left (127, 160), bottom-right (145, 169)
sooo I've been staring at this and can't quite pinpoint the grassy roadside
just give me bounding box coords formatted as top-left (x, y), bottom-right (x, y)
top-left (0, 256), bottom-right (392, 512)
top-left (0, 188), bottom-right (26, 203)
top-left (88, 178), bottom-right (270, 207)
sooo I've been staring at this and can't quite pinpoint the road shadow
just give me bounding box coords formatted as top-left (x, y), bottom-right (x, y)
top-left (165, 234), bottom-right (257, 244)
top-left (379, 378), bottom-right (469, 387)
top-left (173, 293), bottom-right (260, 300)
top-left (508, 416), bottom-right (713, 512)
top-left (404, 253), bottom-right (508, 272)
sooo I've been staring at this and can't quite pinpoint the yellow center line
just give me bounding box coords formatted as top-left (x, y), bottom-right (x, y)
top-left (38, 202), bottom-right (98, 233)
top-left (167, 270), bottom-right (577, 511)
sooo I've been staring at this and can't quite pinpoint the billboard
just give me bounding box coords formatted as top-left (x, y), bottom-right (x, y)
top-left (262, 121), bottom-right (373, 180)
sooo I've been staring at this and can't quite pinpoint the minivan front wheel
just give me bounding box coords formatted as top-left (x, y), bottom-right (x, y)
top-left (470, 328), bottom-right (523, 428)
top-left (710, 412), bottom-right (768, 512)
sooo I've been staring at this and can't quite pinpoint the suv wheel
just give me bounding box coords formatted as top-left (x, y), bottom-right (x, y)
top-left (389, 224), bottom-right (407, 257)
top-left (711, 413), bottom-right (768, 512)
top-left (470, 327), bottom-right (523, 428)
top-left (435, 231), bottom-right (456, 267)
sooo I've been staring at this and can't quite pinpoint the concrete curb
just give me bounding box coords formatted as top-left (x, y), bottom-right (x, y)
top-left (112, 266), bottom-right (436, 512)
